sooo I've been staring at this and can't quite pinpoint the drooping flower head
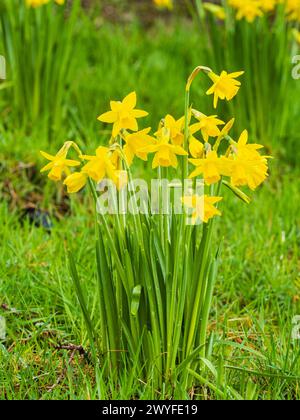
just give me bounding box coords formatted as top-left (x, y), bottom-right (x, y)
top-left (206, 70), bottom-right (244, 108)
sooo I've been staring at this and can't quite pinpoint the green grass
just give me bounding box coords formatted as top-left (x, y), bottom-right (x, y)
top-left (1, 3), bottom-right (300, 400)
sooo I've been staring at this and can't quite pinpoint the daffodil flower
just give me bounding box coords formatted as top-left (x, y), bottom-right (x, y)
top-left (190, 112), bottom-right (225, 142)
top-left (26, 0), bottom-right (64, 7)
top-left (98, 92), bottom-right (148, 138)
top-left (140, 128), bottom-right (188, 169)
top-left (229, 0), bottom-right (263, 22)
top-left (206, 70), bottom-right (244, 108)
top-left (156, 114), bottom-right (185, 146)
top-left (292, 28), bottom-right (300, 44)
top-left (123, 128), bottom-right (156, 166)
top-left (182, 195), bottom-right (223, 224)
top-left (189, 150), bottom-right (226, 185)
top-left (153, 0), bottom-right (173, 10)
top-left (40, 142), bottom-right (81, 181)
top-left (64, 172), bottom-right (88, 194)
top-left (203, 3), bottom-right (226, 20)
top-left (81, 146), bottom-right (119, 184)
top-left (221, 130), bottom-right (270, 190)
top-left (286, 0), bottom-right (300, 21)
top-left (259, 0), bottom-right (277, 13)
top-left (214, 118), bottom-right (235, 151)
top-left (189, 138), bottom-right (204, 159)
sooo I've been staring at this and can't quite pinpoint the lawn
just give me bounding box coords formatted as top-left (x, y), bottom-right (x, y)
top-left (0, 0), bottom-right (300, 400)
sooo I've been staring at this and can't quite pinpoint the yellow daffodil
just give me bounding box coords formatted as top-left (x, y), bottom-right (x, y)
top-left (258, 0), bottom-right (277, 12)
top-left (156, 114), bottom-right (185, 146)
top-left (221, 130), bottom-right (270, 190)
top-left (292, 28), bottom-right (300, 44)
top-left (286, 1), bottom-right (300, 21)
top-left (217, 118), bottom-right (235, 141)
top-left (234, 129), bottom-right (265, 155)
top-left (64, 172), bottom-right (88, 194)
top-left (182, 195), bottom-right (223, 224)
top-left (153, 0), bottom-right (173, 10)
top-left (189, 150), bottom-right (226, 185)
top-left (203, 3), bottom-right (226, 20)
top-left (81, 146), bottom-right (120, 185)
top-left (98, 92), bottom-right (148, 138)
top-left (206, 70), bottom-right (244, 108)
top-left (229, 0), bottom-right (263, 22)
top-left (123, 128), bottom-right (156, 166)
top-left (190, 111), bottom-right (225, 142)
top-left (26, 0), bottom-right (64, 7)
top-left (40, 142), bottom-right (80, 182)
top-left (140, 128), bottom-right (188, 169)
top-left (189, 138), bottom-right (204, 158)
top-left (214, 118), bottom-right (235, 151)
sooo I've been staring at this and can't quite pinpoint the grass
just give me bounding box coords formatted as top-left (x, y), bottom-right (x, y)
top-left (1, 3), bottom-right (300, 400)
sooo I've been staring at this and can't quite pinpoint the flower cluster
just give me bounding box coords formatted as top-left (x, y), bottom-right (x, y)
top-left (25, 0), bottom-right (64, 7)
top-left (203, 0), bottom-right (300, 23)
top-left (40, 67), bottom-right (270, 225)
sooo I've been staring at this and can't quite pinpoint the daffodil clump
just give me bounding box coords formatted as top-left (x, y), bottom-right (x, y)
top-left (202, 0), bottom-right (300, 24)
top-left (40, 66), bottom-right (270, 389)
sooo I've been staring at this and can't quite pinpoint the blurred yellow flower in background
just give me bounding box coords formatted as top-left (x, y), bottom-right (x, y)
top-left (292, 28), bottom-right (300, 43)
top-left (203, 3), bottom-right (226, 20)
top-left (153, 0), bottom-right (173, 10)
top-left (229, 0), bottom-right (263, 22)
top-left (286, 0), bottom-right (300, 21)
top-left (26, 0), bottom-right (64, 7)
top-left (259, 0), bottom-right (277, 12)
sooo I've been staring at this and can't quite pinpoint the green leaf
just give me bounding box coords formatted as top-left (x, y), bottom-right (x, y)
top-left (222, 180), bottom-right (251, 204)
top-left (131, 285), bottom-right (142, 316)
